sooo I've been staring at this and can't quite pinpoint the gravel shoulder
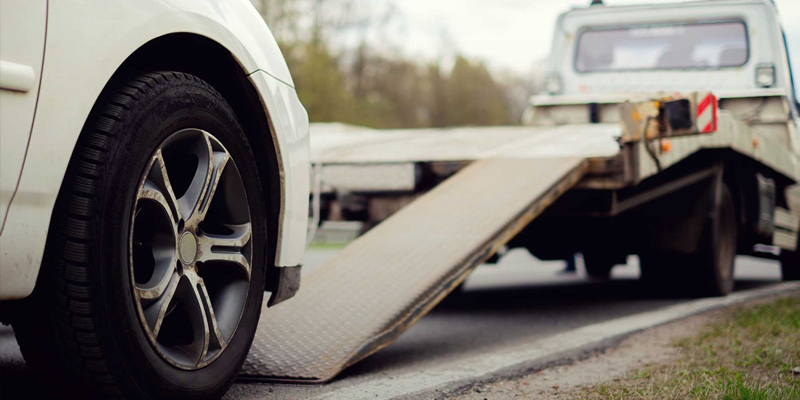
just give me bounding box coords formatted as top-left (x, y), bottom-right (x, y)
top-left (449, 293), bottom-right (800, 400)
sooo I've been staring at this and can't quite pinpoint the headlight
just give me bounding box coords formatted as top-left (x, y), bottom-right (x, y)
top-left (755, 63), bottom-right (776, 88)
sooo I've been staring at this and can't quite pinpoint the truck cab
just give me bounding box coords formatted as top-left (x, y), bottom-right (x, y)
top-left (511, 0), bottom-right (800, 290)
top-left (524, 0), bottom-right (799, 153)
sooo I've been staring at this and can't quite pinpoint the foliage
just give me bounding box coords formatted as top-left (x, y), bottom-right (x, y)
top-left (252, 0), bottom-right (518, 128)
top-left (570, 296), bottom-right (800, 400)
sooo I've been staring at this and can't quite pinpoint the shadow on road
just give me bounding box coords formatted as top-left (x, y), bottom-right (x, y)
top-left (0, 327), bottom-right (46, 400)
top-left (439, 278), bottom-right (778, 311)
top-left (0, 273), bottom-right (781, 397)
top-left (338, 276), bottom-right (780, 381)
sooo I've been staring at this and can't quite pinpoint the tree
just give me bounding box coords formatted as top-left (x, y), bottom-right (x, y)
top-left (443, 57), bottom-right (511, 126)
top-left (251, 0), bottom-right (516, 129)
top-left (283, 41), bottom-right (359, 123)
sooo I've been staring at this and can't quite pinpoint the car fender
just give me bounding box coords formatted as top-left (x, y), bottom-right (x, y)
top-left (0, 0), bottom-right (309, 299)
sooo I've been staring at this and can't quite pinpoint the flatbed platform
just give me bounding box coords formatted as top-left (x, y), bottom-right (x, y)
top-left (310, 123), bottom-right (621, 164)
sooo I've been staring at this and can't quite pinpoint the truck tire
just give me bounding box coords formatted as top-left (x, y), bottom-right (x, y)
top-left (582, 253), bottom-right (616, 279)
top-left (780, 236), bottom-right (800, 281)
top-left (639, 184), bottom-right (736, 297)
top-left (691, 184), bottom-right (737, 296)
top-left (12, 72), bottom-right (267, 399)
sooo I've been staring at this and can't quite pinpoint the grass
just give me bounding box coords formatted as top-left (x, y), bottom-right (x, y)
top-left (307, 241), bottom-right (350, 251)
top-left (570, 296), bottom-right (800, 400)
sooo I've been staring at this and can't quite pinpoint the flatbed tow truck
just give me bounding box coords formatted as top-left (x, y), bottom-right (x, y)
top-left (241, 0), bottom-right (800, 383)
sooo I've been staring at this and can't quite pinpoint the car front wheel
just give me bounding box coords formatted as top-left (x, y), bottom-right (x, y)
top-left (12, 71), bottom-right (267, 399)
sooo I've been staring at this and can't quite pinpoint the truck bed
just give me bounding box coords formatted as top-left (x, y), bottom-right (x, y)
top-left (311, 111), bottom-right (799, 190)
top-left (310, 123), bottom-right (622, 164)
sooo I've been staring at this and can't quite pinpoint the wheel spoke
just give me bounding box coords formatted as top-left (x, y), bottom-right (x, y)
top-left (138, 184), bottom-right (178, 231)
top-left (197, 150), bottom-right (230, 224)
top-left (196, 223), bottom-right (252, 278)
top-left (183, 134), bottom-right (230, 228)
top-left (134, 248), bottom-right (177, 300)
top-left (141, 150), bottom-right (182, 223)
top-left (182, 275), bottom-right (211, 366)
top-left (131, 196), bottom-right (177, 300)
top-left (176, 135), bottom-right (212, 225)
top-left (140, 271), bottom-right (179, 337)
top-left (197, 278), bottom-right (226, 351)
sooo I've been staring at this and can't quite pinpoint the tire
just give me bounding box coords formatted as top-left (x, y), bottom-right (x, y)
top-left (692, 184), bottom-right (737, 296)
top-left (12, 72), bottom-right (267, 399)
top-left (780, 236), bottom-right (800, 281)
top-left (639, 184), bottom-right (737, 297)
top-left (582, 253), bottom-right (616, 280)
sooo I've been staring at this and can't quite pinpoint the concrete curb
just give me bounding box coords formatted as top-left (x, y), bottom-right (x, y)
top-left (308, 282), bottom-right (800, 400)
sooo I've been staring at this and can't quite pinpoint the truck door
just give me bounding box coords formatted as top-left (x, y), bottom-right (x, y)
top-left (0, 0), bottom-right (47, 228)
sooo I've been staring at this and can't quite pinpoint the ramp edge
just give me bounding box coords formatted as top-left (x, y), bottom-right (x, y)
top-left (242, 159), bottom-right (588, 383)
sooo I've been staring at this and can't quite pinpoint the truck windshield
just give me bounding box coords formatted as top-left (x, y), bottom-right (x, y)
top-left (576, 21), bottom-right (748, 72)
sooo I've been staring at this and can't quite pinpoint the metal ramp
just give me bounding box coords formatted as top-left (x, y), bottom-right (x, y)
top-left (241, 157), bottom-right (587, 382)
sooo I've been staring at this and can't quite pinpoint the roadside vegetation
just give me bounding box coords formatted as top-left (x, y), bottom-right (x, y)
top-left (570, 296), bottom-right (800, 400)
top-left (252, 0), bottom-right (533, 129)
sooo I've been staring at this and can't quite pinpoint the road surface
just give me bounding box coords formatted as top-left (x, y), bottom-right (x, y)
top-left (0, 249), bottom-right (784, 399)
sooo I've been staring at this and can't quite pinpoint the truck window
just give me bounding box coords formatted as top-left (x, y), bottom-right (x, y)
top-left (576, 21), bottom-right (748, 72)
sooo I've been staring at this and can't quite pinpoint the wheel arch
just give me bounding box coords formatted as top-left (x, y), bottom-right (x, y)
top-left (129, 33), bottom-right (282, 280)
top-left (69, 33), bottom-right (283, 287)
top-left (712, 149), bottom-right (795, 253)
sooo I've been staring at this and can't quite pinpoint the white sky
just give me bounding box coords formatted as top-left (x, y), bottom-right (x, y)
top-left (387, 0), bottom-right (800, 78)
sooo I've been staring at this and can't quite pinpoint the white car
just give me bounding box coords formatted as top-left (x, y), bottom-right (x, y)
top-left (0, 0), bottom-right (309, 398)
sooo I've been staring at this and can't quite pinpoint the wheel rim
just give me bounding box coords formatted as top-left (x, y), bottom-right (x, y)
top-left (129, 128), bottom-right (252, 370)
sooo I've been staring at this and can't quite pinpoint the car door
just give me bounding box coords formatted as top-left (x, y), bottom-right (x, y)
top-left (0, 0), bottom-right (47, 229)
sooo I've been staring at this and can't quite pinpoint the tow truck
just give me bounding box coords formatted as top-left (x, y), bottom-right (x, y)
top-left (241, 0), bottom-right (800, 383)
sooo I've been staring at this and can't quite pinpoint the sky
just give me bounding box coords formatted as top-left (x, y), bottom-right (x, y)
top-left (386, 0), bottom-right (800, 79)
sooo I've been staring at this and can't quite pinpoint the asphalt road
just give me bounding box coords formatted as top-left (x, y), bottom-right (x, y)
top-left (0, 249), bottom-right (783, 399)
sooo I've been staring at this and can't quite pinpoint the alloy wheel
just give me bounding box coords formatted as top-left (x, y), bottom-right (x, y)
top-left (129, 128), bottom-right (252, 369)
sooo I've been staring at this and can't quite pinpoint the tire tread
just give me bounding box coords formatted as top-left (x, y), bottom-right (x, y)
top-left (13, 71), bottom-right (222, 399)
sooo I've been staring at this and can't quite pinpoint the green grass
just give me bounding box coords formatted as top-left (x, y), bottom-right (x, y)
top-left (569, 296), bottom-right (800, 400)
top-left (307, 241), bottom-right (350, 251)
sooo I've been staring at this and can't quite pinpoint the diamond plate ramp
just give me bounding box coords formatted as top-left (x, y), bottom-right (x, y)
top-left (242, 157), bottom-right (587, 382)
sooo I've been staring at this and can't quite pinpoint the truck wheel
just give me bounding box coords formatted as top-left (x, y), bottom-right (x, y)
top-left (689, 184), bottom-right (737, 296)
top-left (12, 72), bottom-right (266, 399)
top-left (582, 253), bottom-right (616, 279)
top-left (639, 184), bottom-right (736, 297)
top-left (780, 236), bottom-right (800, 281)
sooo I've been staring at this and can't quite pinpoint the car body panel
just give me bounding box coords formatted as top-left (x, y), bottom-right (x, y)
top-left (0, 0), bottom-right (46, 237)
top-left (249, 70), bottom-right (311, 267)
top-left (0, 0), bottom-right (309, 299)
